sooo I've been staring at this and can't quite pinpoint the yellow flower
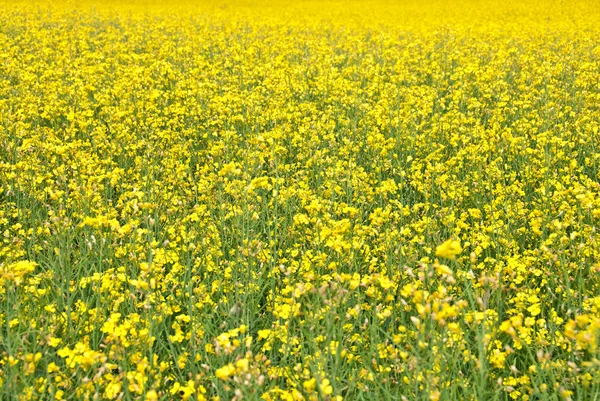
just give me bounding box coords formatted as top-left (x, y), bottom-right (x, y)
top-left (303, 378), bottom-right (316, 391)
top-left (47, 362), bottom-right (60, 373)
top-left (319, 378), bottom-right (333, 395)
top-left (527, 303), bottom-right (541, 317)
top-left (1, 260), bottom-right (37, 285)
top-left (215, 363), bottom-right (235, 380)
top-left (435, 239), bottom-right (463, 260)
top-left (235, 358), bottom-right (249, 372)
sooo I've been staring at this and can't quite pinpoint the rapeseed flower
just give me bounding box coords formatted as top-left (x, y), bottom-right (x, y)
top-left (435, 239), bottom-right (463, 260)
top-left (1, 0), bottom-right (599, 399)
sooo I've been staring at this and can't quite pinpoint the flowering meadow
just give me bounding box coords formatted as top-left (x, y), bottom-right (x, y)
top-left (1, 0), bottom-right (600, 399)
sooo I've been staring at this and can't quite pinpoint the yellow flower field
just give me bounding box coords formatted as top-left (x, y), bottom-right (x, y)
top-left (1, 0), bottom-right (600, 399)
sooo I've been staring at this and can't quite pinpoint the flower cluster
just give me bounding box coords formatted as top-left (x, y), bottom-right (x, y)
top-left (1, 0), bottom-right (600, 400)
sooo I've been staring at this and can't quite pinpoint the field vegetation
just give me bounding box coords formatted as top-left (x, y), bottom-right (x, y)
top-left (1, 0), bottom-right (600, 400)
